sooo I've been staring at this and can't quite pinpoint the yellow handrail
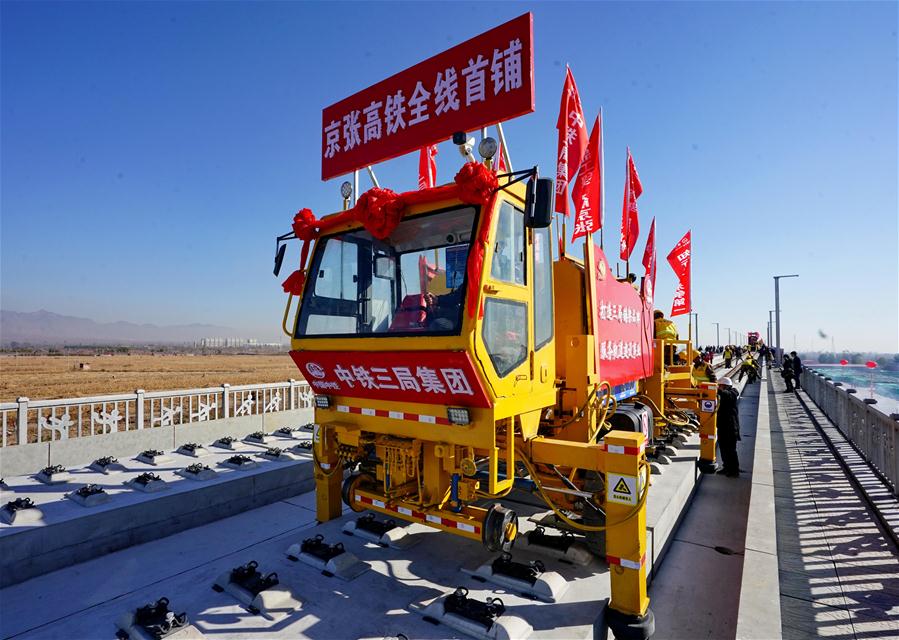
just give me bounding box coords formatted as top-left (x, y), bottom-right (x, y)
top-left (282, 293), bottom-right (295, 338)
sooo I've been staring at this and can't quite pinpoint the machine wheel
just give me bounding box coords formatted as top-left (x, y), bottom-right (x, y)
top-left (341, 473), bottom-right (371, 512)
top-left (603, 603), bottom-right (655, 640)
top-left (482, 503), bottom-right (518, 552)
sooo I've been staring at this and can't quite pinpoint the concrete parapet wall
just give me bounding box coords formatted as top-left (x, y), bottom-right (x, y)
top-left (0, 408), bottom-right (313, 477)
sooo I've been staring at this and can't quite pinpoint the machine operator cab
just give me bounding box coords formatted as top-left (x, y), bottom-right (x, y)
top-left (287, 174), bottom-right (556, 421)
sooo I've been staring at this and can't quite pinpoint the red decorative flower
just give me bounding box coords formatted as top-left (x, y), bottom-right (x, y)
top-left (291, 208), bottom-right (318, 241)
top-left (354, 187), bottom-right (405, 240)
top-left (454, 161), bottom-right (498, 205)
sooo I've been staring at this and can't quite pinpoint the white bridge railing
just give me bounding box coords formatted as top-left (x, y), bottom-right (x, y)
top-left (802, 369), bottom-right (899, 496)
top-left (0, 380), bottom-right (313, 448)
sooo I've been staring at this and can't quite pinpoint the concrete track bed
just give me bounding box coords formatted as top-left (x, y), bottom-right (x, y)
top-left (0, 429), bottom-right (705, 639)
top-left (0, 440), bottom-right (315, 587)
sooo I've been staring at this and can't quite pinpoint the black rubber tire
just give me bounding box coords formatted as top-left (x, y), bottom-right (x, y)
top-left (604, 604), bottom-right (655, 640)
top-left (341, 473), bottom-right (370, 512)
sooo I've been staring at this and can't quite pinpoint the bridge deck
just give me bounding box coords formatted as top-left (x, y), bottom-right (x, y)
top-left (2, 366), bottom-right (897, 639)
top-left (651, 369), bottom-right (899, 639)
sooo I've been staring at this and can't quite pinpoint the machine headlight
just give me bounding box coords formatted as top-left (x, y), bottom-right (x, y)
top-left (314, 395), bottom-right (331, 409)
top-left (447, 407), bottom-right (471, 425)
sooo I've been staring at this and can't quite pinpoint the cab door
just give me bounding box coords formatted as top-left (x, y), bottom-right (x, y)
top-left (476, 200), bottom-right (532, 399)
top-left (530, 224), bottom-right (556, 397)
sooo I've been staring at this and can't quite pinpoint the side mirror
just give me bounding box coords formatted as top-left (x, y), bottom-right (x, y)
top-left (273, 243), bottom-right (287, 276)
top-left (525, 177), bottom-right (554, 228)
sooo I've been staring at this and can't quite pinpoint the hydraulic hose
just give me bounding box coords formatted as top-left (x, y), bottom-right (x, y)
top-left (637, 394), bottom-right (691, 427)
top-left (556, 380), bottom-right (617, 435)
top-left (312, 446), bottom-right (342, 479)
top-left (518, 454), bottom-right (651, 533)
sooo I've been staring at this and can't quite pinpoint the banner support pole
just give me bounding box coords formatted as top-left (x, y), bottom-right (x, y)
top-left (496, 122), bottom-right (513, 173)
top-left (366, 166), bottom-right (380, 188)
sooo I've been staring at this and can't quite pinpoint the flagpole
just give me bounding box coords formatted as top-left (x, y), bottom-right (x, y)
top-left (555, 213), bottom-right (561, 259)
top-left (688, 312), bottom-right (693, 360)
top-left (623, 148), bottom-right (629, 278)
top-left (689, 228), bottom-right (693, 356)
top-left (599, 106), bottom-right (605, 250)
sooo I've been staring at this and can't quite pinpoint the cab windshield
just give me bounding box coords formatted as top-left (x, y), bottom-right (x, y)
top-left (296, 206), bottom-right (477, 337)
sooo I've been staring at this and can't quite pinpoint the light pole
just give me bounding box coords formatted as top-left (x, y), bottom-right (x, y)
top-left (725, 327), bottom-right (731, 344)
top-left (712, 322), bottom-right (720, 348)
top-left (768, 310), bottom-right (775, 348)
top-left (774, 274), bottom-right (799, 365)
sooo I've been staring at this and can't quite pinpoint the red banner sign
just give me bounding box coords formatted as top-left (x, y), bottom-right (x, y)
top-left (320, 13), bottom-right (534, 181)
top-left (590, 246), bottom-right (655, 386)
top-left (289, 350), bottom-right (492, 408)
top-left (667, 230), bottom-right (691, 317)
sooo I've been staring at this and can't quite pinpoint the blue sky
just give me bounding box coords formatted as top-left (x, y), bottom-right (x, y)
top-left (2, 1), bottom-right (896, 351)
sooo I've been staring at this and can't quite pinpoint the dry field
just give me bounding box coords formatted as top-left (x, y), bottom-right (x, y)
top-left (0, 354), bottom-right (302, 402)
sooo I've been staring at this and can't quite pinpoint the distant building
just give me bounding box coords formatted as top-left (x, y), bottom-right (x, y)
top-left (197, 337), bottom-right (279, 349)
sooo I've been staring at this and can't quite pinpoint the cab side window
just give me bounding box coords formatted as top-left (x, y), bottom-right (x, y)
top-left (490, 202), bottom-right (525, 285)
top-left (533, 226), bottom-right (553, 349)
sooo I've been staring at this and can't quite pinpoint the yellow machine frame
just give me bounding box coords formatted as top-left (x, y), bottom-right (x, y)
top-left (282, 178), bottom-right (717, 625)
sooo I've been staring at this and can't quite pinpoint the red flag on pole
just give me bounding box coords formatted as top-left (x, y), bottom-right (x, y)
top-left (666, 230), bottom-right (691, 317)
top-left (496, 141), bottom-right (507, 173)
top-left (418, 144), bottom-right (438, 189)
top-left (641, 217), bottom-right (656, 303)
top-left (571, 115), bottom-right (602, 242)
top-left (554, 66), bottom-right (588, 216)
top-left (619, 148), bottom-right (643, 261)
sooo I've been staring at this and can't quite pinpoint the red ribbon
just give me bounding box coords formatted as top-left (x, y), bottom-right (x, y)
top-left (282, 208), bottom-right (318, 295)
top-left (454, 163), bottom-right (498, 318)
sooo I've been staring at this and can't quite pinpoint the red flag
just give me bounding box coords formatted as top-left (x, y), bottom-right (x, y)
top-left (641, 217), bottom-right (656, 303)
top-left (554, 66), bottom-right (589, 216)
top-left (418, 144), bottom-right (438, 189)
top-left (619, 148), bottom-right (643, 261)
top-left (571, 115), bottom-right (602, 242)
top-left (666, 230), bottom-right (691, 317)
top-left (496, 141), bottom-right (507, 173)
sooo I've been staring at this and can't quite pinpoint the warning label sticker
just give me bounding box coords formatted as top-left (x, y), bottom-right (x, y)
top-left (701, 399), bottom-right (717, 413)
top-left (607, 473), bottom-right (638, 506)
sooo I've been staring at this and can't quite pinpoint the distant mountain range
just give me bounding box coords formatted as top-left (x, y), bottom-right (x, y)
top-left (0, 309), bottom-right (272, 345)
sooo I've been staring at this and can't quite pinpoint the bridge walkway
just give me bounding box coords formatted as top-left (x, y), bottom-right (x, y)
top-left (650, 368), bottom-right (899, 640)
top-left (769, 373), bottom-right (899, 639)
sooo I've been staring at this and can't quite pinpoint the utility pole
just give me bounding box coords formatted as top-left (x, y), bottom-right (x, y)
top-left (712, 322), bottom-right (720, 348)
top-left (774, 274), bottom-right (799, 365)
